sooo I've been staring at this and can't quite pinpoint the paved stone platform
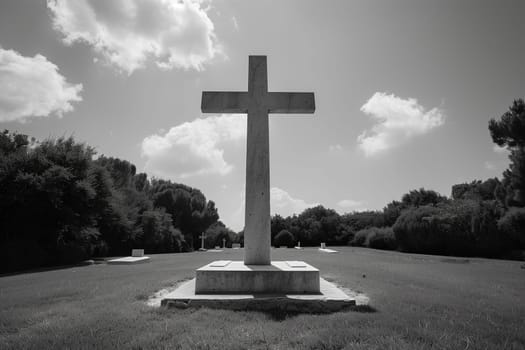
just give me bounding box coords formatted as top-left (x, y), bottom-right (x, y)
top-left (195, 261), bottom-right (320, 294)
top-left (107, 256), bottom-right (150, 264)
top-left (319, 248), bottom-right (338, 253)
top-left (161, 277), bottom-right (356, 313)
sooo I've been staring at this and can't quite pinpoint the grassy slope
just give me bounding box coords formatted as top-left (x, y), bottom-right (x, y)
top-left (0, 247), bottom-right (524, 349)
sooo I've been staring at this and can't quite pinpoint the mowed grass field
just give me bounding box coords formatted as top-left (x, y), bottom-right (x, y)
top-left (1, 247), bottom-right (524, 349)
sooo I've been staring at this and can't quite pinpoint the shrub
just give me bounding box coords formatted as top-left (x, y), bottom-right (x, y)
top-left (393, 201), bottom-right (511, 257)
top-left (1, 240), bottom-right (51, 273)
top-left (274, 230), bottom-right (295, 248)
top-left (350, 229), bottom-right (368, 246)
top-left (57, 242), bottom-right (90, 264)
top-left (351, 227), bottom-right (397, 250)
top-left (140, 209), bottom-right (184, 253)
top-left (367, 227), bottom-right (397, 250)
top-left (498, 207), bottom-right (525, 248)
top-left (393, 204), bottom-right (479, 255)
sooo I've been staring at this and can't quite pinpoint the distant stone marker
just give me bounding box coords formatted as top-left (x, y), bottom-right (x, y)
top-left (132, 249), bottom-right (144, 257)
top-left (319, 243), bottom-right (338, 254)
top-left (108, 249), bottom-right (150, 264)
top-left (202, 56), bottom-right (315, 265)
top-left (198, 233), bottom-right (206, 251)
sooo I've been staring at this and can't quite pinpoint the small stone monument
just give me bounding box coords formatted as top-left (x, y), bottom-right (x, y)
top-left (132, 249), bottom-right (144, 257)
top-left (198, 233), bottom-right (206, 251)
top-left (319, 242), bottom-right (338, 253)
top-left (108, 249), bottom-right (150, 264)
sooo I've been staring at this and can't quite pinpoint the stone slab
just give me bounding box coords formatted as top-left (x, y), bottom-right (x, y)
top-left (195, 260), bottom-right (320, 294)
top-left (161, 277), bottom-right (355, 313)
top-left (286, 261), bottom-right (307, 267)
top-left (319, 248), bottom-right (338, 253)
top-left (209, 260), bottom-right (231, 267)
top-left (107, 256), bottom-right (150, 264)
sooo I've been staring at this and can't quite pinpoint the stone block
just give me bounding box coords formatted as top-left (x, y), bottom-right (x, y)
top-left (132, 249), bottom-right (144, 257)
top-left (107, 256), bottom-right (150, 264)
top-left (195, 261), bottom-right (320, 294)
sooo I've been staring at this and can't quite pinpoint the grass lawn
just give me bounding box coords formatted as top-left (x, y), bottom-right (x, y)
top-left (1, 247), bottom-right (524, 349)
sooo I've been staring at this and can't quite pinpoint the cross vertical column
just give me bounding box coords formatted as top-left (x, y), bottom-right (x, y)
top-left (244, 56), bottom-right (271, 265)
top-left (201, 55), bottom-right (314, 266)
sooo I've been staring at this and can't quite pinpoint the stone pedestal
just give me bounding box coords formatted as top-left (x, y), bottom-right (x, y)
top-left (195, 261), bottom-right (320, 294)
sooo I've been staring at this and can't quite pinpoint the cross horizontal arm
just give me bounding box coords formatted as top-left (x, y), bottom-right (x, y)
top-left (267, 92), bottom-right (315, 114)
top-left (201, 92), bottom-right (249, 113)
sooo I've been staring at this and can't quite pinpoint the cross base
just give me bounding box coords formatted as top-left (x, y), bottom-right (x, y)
top-left (161, 276), bottom-right (356, 314)
top-left (195, 261), bottom-right (320, 294)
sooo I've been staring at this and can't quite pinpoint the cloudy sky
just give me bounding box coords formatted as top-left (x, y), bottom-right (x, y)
top-left (1, 0), bottom-right (524, 231)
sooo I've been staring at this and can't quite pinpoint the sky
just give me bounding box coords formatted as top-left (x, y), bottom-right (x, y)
top-left (1, 0), bottom-right (524, 231)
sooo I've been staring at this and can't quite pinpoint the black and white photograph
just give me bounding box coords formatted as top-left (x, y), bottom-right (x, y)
top-left (1, 0), bottom-right (524, 349)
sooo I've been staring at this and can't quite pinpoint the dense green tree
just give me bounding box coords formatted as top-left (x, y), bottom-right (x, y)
top-left (140, 209), bottom-right (183, 252)
top-left (351, 227), bottom-right (396, 250)
top-left (149, 179), bottom-right (218, 249)
top-left (204, 221), bottom-right (236, 248)
top-left (489, 98), bottom-right (525, 206)
top-left (341, 211), bottom-right (385, 232)
top-left (297, 206), bottom-right (340, 244)
top-left (0, 131), bottom-right (219, 272)
top-left (489, 99), bottom-right (525, 147)
top-left (0, 135), bottom-right (100, 269)
top-left (383, 200), bottom-right (404, 226)
top-left (274, 230), bottom-right (295, 247)
top-left (451, 178), bottom-right (501, 201)
top-left (401, 188), bottom-right (447, 207)
top-left (270, 214), bottom-right (287, 242)
top-left (497, 207), bottom-right (525, 248)
top-left (393, 200), bottom-right (509, 257)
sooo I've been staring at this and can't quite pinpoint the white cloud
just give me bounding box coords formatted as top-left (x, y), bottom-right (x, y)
top-left (329, 144), bottom-right (343, 152)
top-left (232, 16), bottom-right (239, 31)
top-left (47, 0), bottom-right (221, 74)
top-left (270, 187), bottom-right (317, 217)
top-left (0, 47), bottom-right (82, 122)
top-left (357, 92), bottom-right (445, 156)
top-left (141, 114), bottom-right (245, 179)
top-left (230, 187), bottom-right (317, 231)
top-left (493, 144), bottom-right (508, 153)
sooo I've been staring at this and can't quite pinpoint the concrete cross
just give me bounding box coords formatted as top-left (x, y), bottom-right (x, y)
top-left (199, 233), bottom-right (206, 250)
top-left (201, 56), bottom-right (315, 265)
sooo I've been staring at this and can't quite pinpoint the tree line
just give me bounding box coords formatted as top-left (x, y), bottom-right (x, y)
top-left (0, 133), bottom-right (219, 272)
top-left (268, 99), bottom-right (525, 260)
top-left (1, 98), bottom-right (523, 272)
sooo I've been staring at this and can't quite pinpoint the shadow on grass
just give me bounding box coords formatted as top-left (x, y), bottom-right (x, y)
top-left (261, 303), bottom-right (377, 321)
top-left (160, 300), bottom-right (377, 321)
top-left (440, 258), bottom-right (470, 264)
top-left (0, 260), bottom-right (106, 278)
